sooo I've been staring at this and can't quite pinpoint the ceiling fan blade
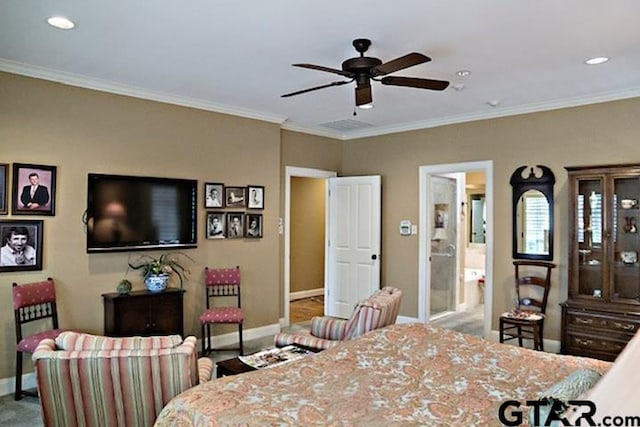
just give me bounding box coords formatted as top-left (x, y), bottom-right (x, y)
top-left (370, 53), bottom-right (431, 76)
top-left (292, 63), bottom-right (354, 78)
top-left (380, 76), bottom-right (450, 91)
top-left (355, 85), bottom-right (372, 106)
top-left (281, 80), bottom-right (352, 98)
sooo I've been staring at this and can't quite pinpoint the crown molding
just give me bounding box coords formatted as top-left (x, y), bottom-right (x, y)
top-left (0, 59), bottom-right (288, 125)
top-left (3, 59), bottom-right (639, 140)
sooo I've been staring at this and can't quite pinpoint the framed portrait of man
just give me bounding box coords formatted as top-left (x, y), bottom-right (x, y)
top-left (245, 213), bottom-right (263, 238)
top-left (12, 163), bottom-right (57, 216)
top-left (0, 164), bottom-right (7, 215)
top-left (204, 182), bottom-right (224, 208)
top-left (226, 212), bottom-right (244, 238)
top-left (206, 212), bottom-right (226, 239)
top-left (0, 219), bottom-right (43, 272)
top-left (247, 185), bottom-right (264, 210)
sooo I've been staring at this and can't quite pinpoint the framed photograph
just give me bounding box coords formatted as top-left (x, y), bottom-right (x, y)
top-left (247, 185), bottom-right (265, 210)
top-left (225, 186), bottom-right (246, 208)
top-left (245, 213), bottom-right (263, 238)
top-left (204, 182), bottom-right (224, 208)
top-left (206, 212), bottom-right (226, 239)
top-left (12, 163), bottom-right (57, 216)
top-left (0, 164), bottom-right (7, 215)
top-left (0, 219), bottom-right (43, 272)
top-left (226, 212), bottom-right (244, 238)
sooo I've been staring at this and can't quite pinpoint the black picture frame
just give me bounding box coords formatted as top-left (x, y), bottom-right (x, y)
top-left (245, 213), bottom-right (263, 238)
top-left (206, 211), bottom-right (226, 239)
top-left (247, 185), bottom-right (265, 210)
top-left (204, 182), bottom-right (224, 208)
top-left (11, 163), bottom-right (57, 216)
top-left (0, 164), bottom-right (7, 215)
top-left (225, 186), bottom-right (246, 208)
top-left (0, 219), bottom-right (44, 272)
top-left (226, 212), bottom-right (244, 238)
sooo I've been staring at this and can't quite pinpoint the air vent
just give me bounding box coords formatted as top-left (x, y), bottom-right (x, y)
top-left (320, 119), bottom-right (373, 132)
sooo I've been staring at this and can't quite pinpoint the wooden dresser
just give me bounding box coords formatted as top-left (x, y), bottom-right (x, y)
top-left (561, 164), bottom-right (640, 361)
top-left (102, 288), bottom-right (184, 337)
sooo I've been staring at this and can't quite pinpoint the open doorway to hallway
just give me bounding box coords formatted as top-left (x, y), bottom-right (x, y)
top-left (419, 161), bottom-right (493, 339)
top-left (284, 167), bottom-right (336, 326)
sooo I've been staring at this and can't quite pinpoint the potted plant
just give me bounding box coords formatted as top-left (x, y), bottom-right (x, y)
top-left (127, 252), bottom-right (194, 293)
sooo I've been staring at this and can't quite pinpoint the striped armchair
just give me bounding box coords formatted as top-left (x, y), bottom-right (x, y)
top-left (32, 332), bottom-right (213, 427)
top-left (274, 286), bottom-right (403, 350)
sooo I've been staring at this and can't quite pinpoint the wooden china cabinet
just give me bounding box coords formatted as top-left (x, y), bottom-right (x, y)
top-left (561, 164), bottom-right (640, 361)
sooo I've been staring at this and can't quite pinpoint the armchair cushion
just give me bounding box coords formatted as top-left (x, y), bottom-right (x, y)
top-left (55, 330), bottom-right (183, 350)
top-left (310, 316), bottom-right (349, 340)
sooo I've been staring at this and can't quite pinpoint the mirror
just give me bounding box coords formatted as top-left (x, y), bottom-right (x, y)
top-left (510, 165), bottom-right (555, 260)
top-left (469, 194), bottom-right (486, 244)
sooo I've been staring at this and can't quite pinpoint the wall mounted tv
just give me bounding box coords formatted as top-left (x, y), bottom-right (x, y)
top-left (86, 173), bottom-right (197, 253)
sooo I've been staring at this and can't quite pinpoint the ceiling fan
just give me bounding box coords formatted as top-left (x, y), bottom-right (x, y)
top-left (281, 38), bottom-right (450, 108)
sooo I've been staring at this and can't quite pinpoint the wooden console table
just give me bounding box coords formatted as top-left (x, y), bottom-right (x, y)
top-left (102, 288), bottom-right (184, 337)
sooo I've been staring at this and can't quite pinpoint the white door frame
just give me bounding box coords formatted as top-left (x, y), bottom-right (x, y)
top-left (418, 161), bottom-right (493, 338)
top-left (284, 166), bottom-right (337, 327)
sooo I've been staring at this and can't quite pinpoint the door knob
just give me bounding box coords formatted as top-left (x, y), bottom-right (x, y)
top-left (371, 254), bottom-right (377, 260)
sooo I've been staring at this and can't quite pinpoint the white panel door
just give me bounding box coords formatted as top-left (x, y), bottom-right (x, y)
top-left (326, 175), bottom-right (381, 318)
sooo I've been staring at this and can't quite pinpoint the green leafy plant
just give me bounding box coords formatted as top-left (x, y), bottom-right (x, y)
top-left (127, 252), bottom-right (194, 289)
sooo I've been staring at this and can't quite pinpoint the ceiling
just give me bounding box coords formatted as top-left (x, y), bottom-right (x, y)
top-left (2, 1), bottom-right (640, 140)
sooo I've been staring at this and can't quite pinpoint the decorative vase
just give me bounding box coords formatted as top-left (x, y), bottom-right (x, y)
top-left (116, 279), bottom-right (132, 295)
top-left (145, 273), bottom-right (169, 293)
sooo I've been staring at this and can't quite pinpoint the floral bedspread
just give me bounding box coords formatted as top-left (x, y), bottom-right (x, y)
top-left (154, 323), bottom-right (610, 426)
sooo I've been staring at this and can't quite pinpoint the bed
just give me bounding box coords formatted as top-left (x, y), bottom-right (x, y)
top-left (155, 323), bottom-right (614, 426)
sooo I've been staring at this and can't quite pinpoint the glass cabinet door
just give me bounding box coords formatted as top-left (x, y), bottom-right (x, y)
top-left (576, 178), bottom-right (603, 297)
top-left (612, 176), bottom-right (640, 303)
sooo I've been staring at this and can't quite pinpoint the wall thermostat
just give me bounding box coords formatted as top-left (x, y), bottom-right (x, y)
top-left (399, 220), bottom-right (412, 236)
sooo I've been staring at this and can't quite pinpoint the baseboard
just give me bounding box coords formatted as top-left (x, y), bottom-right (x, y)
top-left (289, 288), bottom-right (324, 301)
top-left (0, 372), bottom-right (36, 398)
top-left (202, 322), bottom-right (281, 350)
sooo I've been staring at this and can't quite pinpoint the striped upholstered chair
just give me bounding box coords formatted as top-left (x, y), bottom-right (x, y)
top-left (32, 331), bottom-right (213, 427)
top-left (274, 286), bottom-right (403, 350)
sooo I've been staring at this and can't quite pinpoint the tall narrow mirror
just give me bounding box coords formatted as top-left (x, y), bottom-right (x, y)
top-left (510, 165), bottom-right (555, 260)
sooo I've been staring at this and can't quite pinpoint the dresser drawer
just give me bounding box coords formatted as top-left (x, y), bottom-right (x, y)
top-left (565, 310), bottom-right (640, 335)
top-left (564, 331), bottom-right (628, 355)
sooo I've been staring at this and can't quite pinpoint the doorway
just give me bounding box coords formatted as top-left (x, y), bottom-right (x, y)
top-left (419, 161), bottom-right (493, 338)
top-left (284, 167), bottom-right (336, 326)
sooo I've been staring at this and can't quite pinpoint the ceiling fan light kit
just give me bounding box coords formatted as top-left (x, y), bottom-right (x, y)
top-left (282, 38), bottom-right (450, 108)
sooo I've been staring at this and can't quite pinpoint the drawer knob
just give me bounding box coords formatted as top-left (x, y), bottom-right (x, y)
top-left (575, 338), bottom-right (593, 346)
top-left (575, 317), bottom-right (593, 325)
top-left (613, 322), bottom-right (635, 331)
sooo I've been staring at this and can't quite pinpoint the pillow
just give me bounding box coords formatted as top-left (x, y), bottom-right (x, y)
top-left (55, 331), bottom-right (183, 351)
top-left (529, 369), bottom-right (602, 427)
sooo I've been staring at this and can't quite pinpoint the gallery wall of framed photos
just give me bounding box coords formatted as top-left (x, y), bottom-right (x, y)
top-left (204, 182), bottom-right (264, 240)
top-left (0, 162), bottom-right (57, 272)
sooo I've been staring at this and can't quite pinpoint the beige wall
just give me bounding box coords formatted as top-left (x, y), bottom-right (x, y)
top-left (0, 72), bottom-right (284, 380)
top-left (290, 177), bottom-right (325, 293)
top-left (3, 69), bottom-right (640, 383)
top-left (340, 97), bottom-right (640, 339)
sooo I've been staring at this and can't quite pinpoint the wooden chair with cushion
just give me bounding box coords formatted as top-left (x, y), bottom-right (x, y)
top-left (12, 278), bottom-right (65, 400)
top-left (200, 266), bottom-right (244, 356)
top-left (499, 260), bottom-right (556, 351)
top-left (274, 287), bottom-right (403, 351)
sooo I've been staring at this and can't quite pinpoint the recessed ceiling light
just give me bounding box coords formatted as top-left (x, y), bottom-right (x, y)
top-left (456, 70), bottom-right (471, 77)
top-left (584, 56), bottom-right (609, 65)
top-left (47, 16), bottom-right (76, 30)
top-left (451, 83), bottom-right (465, 92)
top-left (486, 100), bottom-right (500, 107)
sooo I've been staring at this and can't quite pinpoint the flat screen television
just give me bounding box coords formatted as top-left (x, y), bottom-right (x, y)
top-left (86, 173), bottom-right (197, 253)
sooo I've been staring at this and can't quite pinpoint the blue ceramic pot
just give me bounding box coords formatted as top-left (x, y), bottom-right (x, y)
top-left (145, 273), bottom-right (169, 293)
